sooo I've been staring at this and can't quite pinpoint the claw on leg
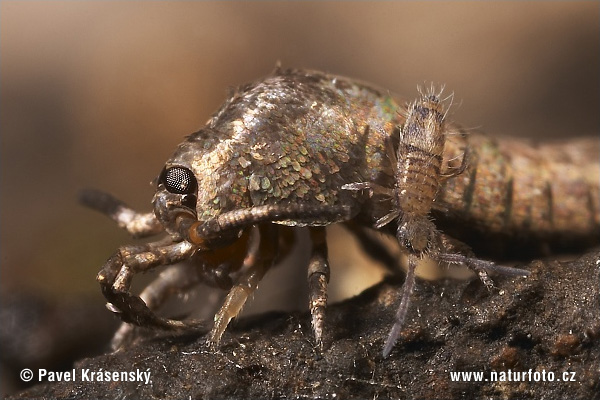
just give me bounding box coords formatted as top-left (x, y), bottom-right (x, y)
top-left (98, 241), bottom-right (199, 338)
top-left (208, 285), bottom-right (253, 348)
top-left (110, 264), bottom-right (203, 350)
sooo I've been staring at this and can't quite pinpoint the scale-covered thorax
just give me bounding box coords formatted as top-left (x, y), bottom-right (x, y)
top-left (168, 69), bottom-right (403, 225)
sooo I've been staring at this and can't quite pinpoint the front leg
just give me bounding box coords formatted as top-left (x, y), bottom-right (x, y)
top-left (110, 263), bottom-right (205, 350)
top-left (97, 240), bottom-right (197, 330)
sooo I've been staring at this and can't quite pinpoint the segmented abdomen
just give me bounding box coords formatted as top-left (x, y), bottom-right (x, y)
top-left (396, 147), bottom-right (443, 216)
top-left (436, 131), bottom-right (600, 251)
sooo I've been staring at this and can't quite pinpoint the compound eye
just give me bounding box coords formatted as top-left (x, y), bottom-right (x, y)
top-left (160, 166), bottom-right (197, 195)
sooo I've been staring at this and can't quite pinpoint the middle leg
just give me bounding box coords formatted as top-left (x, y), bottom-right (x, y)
top-left (307, 227), bottom-right (330, 350)
top-left (207, 224), bottom-right (278, 348)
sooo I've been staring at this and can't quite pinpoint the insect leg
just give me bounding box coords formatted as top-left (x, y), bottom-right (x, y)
top-left (440, 146), bottom-right (469, 179)
top-left (80, 188), bottom-right (163, 238)
top-left (207, 224), bottom-right (277, 348)
top-left (435, 252), bottom-right (530, 279)
top-left (97, 240), bottom-right (198, 329)
top-left (110, 263), bottom-right (204, 350)
top-left (307, 227), bottom-right (329, 350)
top-left (382, 255), bottom-right (417, 358)
top-left (432, 233), bottom-right (530, 290)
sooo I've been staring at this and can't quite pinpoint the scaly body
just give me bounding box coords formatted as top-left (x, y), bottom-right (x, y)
top-left (81, 69), bottom-right (600, 356)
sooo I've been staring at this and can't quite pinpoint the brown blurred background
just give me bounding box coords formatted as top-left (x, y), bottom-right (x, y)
top-left (0, 2), bottom-right (598, 390)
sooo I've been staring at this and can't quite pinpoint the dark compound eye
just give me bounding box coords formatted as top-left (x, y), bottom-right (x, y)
top-left (160, 166), bottom-right (197, 195)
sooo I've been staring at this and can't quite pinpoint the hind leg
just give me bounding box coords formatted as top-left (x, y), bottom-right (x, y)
top-left (432, 233), bottom-right (530, 291)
